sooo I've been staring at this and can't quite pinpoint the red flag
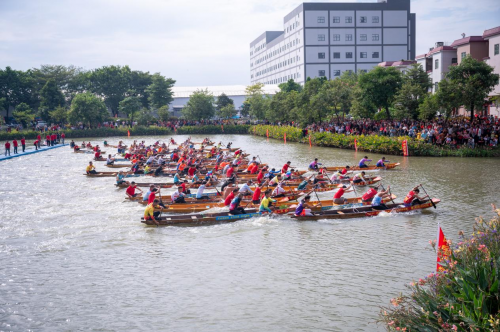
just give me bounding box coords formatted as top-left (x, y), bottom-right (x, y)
top-left (402, 140), bottom-right (409, 156)
top-left (221, 124), bottom-right (224, 132)
top-left (354, 139), bottom-right (358, 152)
top-left (284, 132), bottom-right (287, 144)
top-left (266, 128), bottom-right (269, 138)
top-left (436, 224), bottom-right (449, 272)
top-left (309, 135), bottom-right (312, 147)
top-left (127, 130), bottom-right (130, 137)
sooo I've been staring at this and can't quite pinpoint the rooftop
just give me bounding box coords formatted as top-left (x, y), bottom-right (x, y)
top-left (415, 46), bottom-right (455, 59)
top-left (483, 26), bottom-right (500, 39)
top-left (450, 36), bottom-right (486, 48)
top-left (171, 85), bottom-right (280, 98)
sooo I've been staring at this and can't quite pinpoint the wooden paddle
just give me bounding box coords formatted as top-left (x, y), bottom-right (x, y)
top-left (419, 184), bottom-right (436, 209)
top-left (380, 183), bottom-right (395, 205)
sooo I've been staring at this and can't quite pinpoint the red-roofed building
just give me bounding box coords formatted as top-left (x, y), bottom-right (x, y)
top-left (450, 36), bottom-right (488, 65)
top-left (377, 60), bottom-right (416, 74)
top-left (415, 42), bottom-right (456, 93)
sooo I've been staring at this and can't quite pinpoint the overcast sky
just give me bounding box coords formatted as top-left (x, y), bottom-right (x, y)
top-left (0, 0), bottom-right (499, 86)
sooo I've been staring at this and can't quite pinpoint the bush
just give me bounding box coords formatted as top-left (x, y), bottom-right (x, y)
top-left (379, 207), bottom-right (500, 331)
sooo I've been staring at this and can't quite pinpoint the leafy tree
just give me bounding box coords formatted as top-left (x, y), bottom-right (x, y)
top-left (393, 82), bottom-right (427, 120)
top-left (181, 89), bottom-right (215, 120)
top-left (217, 104), bottom-right (237, 119)
top-left (357, 66), bottom-right (402, 119)
top-left (68, 92), bottom-right (108, 126)
top-left (278, 79), bottom-right (302, 93)
top-left (119, 96), bottom-right (142, 123)
top-left (0, 66), bottom-right (36, 118)
top-left (299, 77), bottom-right (327, 124)
top-left (88, 65), bottom-right (132, 115)
top-left (418, 94), bottom-right (439, 120)
top-left (403, 63), bottom-right (432, 92)
top-left (40, 79), bottom-right (65, 113)
top-left (245, 83), bottom-right (269, 119)
top-left (446, 56), bottom-right (499, 118)
top-left (267, 90), bottom-right (299, 123)
top-left (157, 105), bottom-right (171, 121)
top-left (31, 65), bottom-right (84, 98)
top-left (130, 70), bottom-right (153, 108)
top-left (49, 106), bottom-right (68, 124)
top-left (435, 79), bottom-right (463, 120)
top-left (13, 102), bottom-right (34, 127)
top-left (146, 73), bottom-right (175, 109)
top-left (215, 93), bottom-right (234, 111)
top-left (240, 100), bottom-right (251, 118)
top-left (137, 108), bottom-right (156, 126)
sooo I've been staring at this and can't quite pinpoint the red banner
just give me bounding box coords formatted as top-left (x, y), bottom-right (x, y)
top-left (266, 128), bottom-right (269, 138)
top-left (354, 139), bottom-right (358, 152)
top-left (436, 225), bottom-right (449, 272)
top-left (127, 130), bottom-right (130, 137)
top-left (402, 140), bottom-right (409, 156)
top-left (284, 132), bottom-right (287, 144)
top-left (309, 135), bottom-right (312, 147)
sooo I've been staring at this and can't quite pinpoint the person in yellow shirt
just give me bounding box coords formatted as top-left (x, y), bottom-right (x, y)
top-left (259, 190), bottom-right (276, 214)
top-left (144, 199), bottom-right (161, 226)
top-left (86, 161), bottom-right (97, 174)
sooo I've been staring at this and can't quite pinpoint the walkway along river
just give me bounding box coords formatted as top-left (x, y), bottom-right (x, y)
top-left (1, 134), bottom-right (498, 331)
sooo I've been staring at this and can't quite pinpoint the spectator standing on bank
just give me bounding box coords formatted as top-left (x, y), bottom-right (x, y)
top-left (12, 139), bottom-right (18, 154)
top-left (4, 141), bottom-right (11, 156)
top-left (21, 137), bottom-right (26, 152)
top-left (61, 132), bottom-right (65, 144)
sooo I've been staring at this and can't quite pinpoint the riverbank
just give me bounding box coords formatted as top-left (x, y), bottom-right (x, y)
top-left (250, 125), bottom-right (500, 157)
top-left (0, 125), bottom-right (251, 141)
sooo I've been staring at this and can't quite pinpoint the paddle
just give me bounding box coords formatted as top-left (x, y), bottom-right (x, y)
top-left (418, 184), bottom-right (436, 209)
top-left (380, 183), bottom-right (395, 205)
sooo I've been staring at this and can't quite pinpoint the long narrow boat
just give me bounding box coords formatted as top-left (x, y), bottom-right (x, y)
top-left (291, 199), bottom-right (440, 220)
top-left (351, 176), bottom-right (382, 186)
top-left (324, 163), bottom-right (400, 172)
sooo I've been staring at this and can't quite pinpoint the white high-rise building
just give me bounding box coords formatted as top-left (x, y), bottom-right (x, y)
top-left (250, 0), bottom-right (416, 85)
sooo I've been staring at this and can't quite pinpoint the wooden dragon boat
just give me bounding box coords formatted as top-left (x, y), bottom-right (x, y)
top-left (324, 163), bottom-right (400, 172)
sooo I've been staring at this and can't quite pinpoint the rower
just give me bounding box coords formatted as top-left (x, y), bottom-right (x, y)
top-left (331, 170), bottom-right (344, 184)
top-left (256, 166), bottom-right (268, 184)
top-left (106, 154), bottom-right (115, 165)
top-left (221, 173), bottom-right (237, 192)
top-left (341, 166), bottom-right (351, 176)
top-left (196, 181), bottom-right (211, 200)
top-left (259, 190), bottom-right (276, 214)
top-left (173, 172), bottom-right (181, 184)
top-left (148, 188), bottom-right (165, 207)
top-left (146, 155), bottom-right (155, 165)
top-left (297, 176), bottom-right (314, 191)
top-left (143, 184), bottom-right (156, 202)
top-left (94, 150), bottom-right (101, 160)
top-left (359, 156), bottom-right (372, 168)
top-left (269, 174), bottom-right (281, 187)
top-left (116, 170), bottom-right (130, 186)
top-left (252, 179), bottom-right (269, 204)
top-left (272, 181), bottom-right (287, 197)
top-left (294, 196), bottom-right (314, 216)
top-left (371, 186), bottom-right (392, 210)
top-left (144, 199), bottom-right (161, 226)
top-left (403, 187), bottom-right (429, 207)
top-left (154, 165), bottom-right (164, 177)
top-left (70, 140), bottom-right (75, 148)
top-left (308, 158), bottom-right (322, 171)
top-left (281, 161), bottom-right (292, 174)
top-left (86, 161), bottom-right (97, 174)
top-left (239, 180), bottom-right (254, 196)
top-left (126, 181), bottom-right (143, 198)
top-left (180, 180), bottom-right (192, 195)
top-left (352, 171), bottom-right (367, 185)
top-left (229, 193), bottom-right (245, 215)
top-left (224, 188), bottom-right (239, 206)
top-left (376, 157), bottom-right (389, 169)
top-left (361, 185), bottom-right (379, 203)
top-left (333, 184), bottom-right (353, 204)
top-left (171, 187), bottom-right (186, 204)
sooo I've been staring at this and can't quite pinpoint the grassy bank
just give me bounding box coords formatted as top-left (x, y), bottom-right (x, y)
top-left (250, 125), bottom-right (500, 157)
top-left (0, 125), bottom-right (251, 141)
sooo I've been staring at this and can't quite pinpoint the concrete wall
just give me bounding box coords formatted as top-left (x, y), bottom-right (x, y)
top-left (383, 10), bottom-right (408, 27)
top-left (486, 35), bottom-right (500, 116)
top-left (383, 45), bottom-right (407, 61)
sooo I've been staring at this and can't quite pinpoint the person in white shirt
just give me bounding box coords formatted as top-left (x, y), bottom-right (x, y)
top-left (196, 181), bottom-right (210, 200)
top-left (171, 187), bottom-right (186, 203)
top-left (146, 155), bottom-right (155, 165)
top-left (272, 182), bottom-right (286, 197)
top-left (157, 156), bottom-right (165, 165)
top-left (239, 180), bottom-right (254, 196)
top-left (106, 154), bottom-right (115, 165)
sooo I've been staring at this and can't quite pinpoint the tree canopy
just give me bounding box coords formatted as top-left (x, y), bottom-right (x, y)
top-left (181, 89), bottom-right (215, 120)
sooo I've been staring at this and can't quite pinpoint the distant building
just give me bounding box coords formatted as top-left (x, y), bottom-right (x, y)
top-left (377, 60), bottom-right (416, 74)
top-left (482, 27), bottom-right (500, 116)
top-left (250, 0), bottom-right (416, 85)
top-left (415, 42), bottom-right (456, 93)
top-left (168, 85), bottom-right (280, 117)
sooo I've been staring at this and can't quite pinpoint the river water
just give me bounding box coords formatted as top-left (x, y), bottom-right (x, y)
top-left (1, 134), bottom-right (498, 332)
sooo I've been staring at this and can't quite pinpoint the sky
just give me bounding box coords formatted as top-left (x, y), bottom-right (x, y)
top-left (0, 0), bottom-right (499, 86)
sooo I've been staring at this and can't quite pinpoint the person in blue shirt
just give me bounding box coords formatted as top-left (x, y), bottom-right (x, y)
top-left (173, 172), bottom-right (181, 185)
top-left (371, 186), bottom-right (392, 210)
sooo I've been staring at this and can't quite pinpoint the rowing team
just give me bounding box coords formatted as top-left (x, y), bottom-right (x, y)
top-left (308, 156), bottom-right (390, 170)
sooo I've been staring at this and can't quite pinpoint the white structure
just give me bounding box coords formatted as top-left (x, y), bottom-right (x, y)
top-left (483, 26), bottom-right (500, 117)
top-left (415, 42), bottom-right (457, 93)
top-left (250, 0), bottom-right (416, 85)
top-left (168, 85), bottom-right (280, 117)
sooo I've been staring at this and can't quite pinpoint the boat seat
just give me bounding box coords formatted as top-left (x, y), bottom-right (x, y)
top-left (337, 211), bottom-right (344, 214)
top-left (191, 216), bottom-right (197, 219)
top-left (167, 218), bottom-right (171, 220)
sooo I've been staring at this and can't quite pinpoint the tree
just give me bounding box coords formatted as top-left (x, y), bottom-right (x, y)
top-left (40, 79), bottom-right (65, 114)
top-left (157, 105), bottom-right (171, 121)
top-left (49, 106), bottom-right (68, 124)
top-left (267, 90), bottom-right (299, 123)
top-left (418, 94), bottom-right (439, 120)
top-left (278, 79), bottom-right (302, 93)
top-left (0, 66), bottom-right (36, 118)
top-left (298, 77), bottom-right (327, 124)
top-left (146, 73), bottom-right (175, 109)
top-left (13, 102), bottom-right (34, 127)
top-left (130, 70), bottom-right (153, 108)
top-left (68, 92), bottom-right (108, 126)
top-left (136, 108), bottom-right (156, 126)
top-left (181, 89), bottom-right (215, 120)
top-left (245, 83), bottom-right (269, 119)
top-left (446, 56), bottom-right (499, 119)
top-left (435, 79), bottom-right (462, 120)
top-left (403, 63), bottom-right (432, 92)
top-left (357, 66), bottom-right (403, 119)
top-left (240, 100), bottom-right (251, 118)
top-left (88, 65), bottom-right (132, 115)
top-left (215, 93), bottom-right (234, 111)
top-left (393, 82), bottom-right (427, 120)
top-left (217, 104), bottom-right (237, 119)
top-left (31, 65), bottom-right (85, 99)
top-left (119, 96), bottom-right (142, 123)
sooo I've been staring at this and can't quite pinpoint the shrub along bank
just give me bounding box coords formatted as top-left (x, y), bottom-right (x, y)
top-left (250, 125), bottom-right (500, 157)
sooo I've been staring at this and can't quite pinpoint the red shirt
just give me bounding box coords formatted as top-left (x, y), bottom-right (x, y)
top-left (250, 164), bottom-right (259, 174)
top-left (404, 191), bottom-right (416, 204)
top-left (252, 187), bottom-right (262, 201)
top-left (21, 139), bottom-right (25, 145)
top-left (181, 183), bottom-right (187, 193)
top-left (46, 135), bottom-right (50, 140)
top-left (333, 188), bottom-right (344, 199)
top-left (51, 134), bottom-right (56, 140)
top-left (226, 167), bottom-right (234, 178)
top-left (341, 168), bottom-right (348, 175)
top-left (224, 192), bottom-right (235, 206)
top-left (95, 152), bottom-right (101, 158)
top-left (282, 164), bottom-right (289, 173)
top-left (37, 135), bottom-right (41, 140)
top-left (13, 140), bottom-right (18, 147)
top-left (148, 191), bottom-right (156, 204)
top-left (188, 167), bottom-right (196, 176)
top-left (5, 142), bottom-right (10, 148)
top-left (126, 186), bottom-right (136, 196)
top-left (362, 188), bottom-right (377, 201)
top-left (257, 171), bottom-right (264, 183)
top-left (61, 133), bottom-right (65, 138)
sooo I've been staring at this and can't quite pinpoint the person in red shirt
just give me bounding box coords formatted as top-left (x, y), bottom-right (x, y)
top-left (21, 137), bottom-right (26, 152)
top-left (4, 141), bottom-right (11, 156)
top-left (94, 151), bottom-right (101, 160)
top-left (403, 187), bottom-right (428, 207)
top-left (226, 165), bottom-right (236, 178)
top-left (126, 182), bottom-right (143, 198)
top-left (46, 134), bottom-right (51, 146)
top-left (257, 166), bottom-right (268, 184)
top-left (281, 161), bottom-right (291, 174)
top-left (224, 188), bottom-right (239, 206)
top-left (341, 166), bottom-right (350, 175)
top-left (36, 134), bottom-right (41, 148)
top-left (180, 180), bottom-right (192, 194)
top-left (61, 132), bottom-right (65, 144)
top-left (187, 165), bottom-right (197, 177)
top-left (251, 179), bottom-right (268, 204)
top-left (250, 163), bottom-right (259, 174)
top-left (34, 140), bottom-right (39, 150)
top-left (362, 186), bottom-right (378, 203)
top-left (51, 133), bottom-right (56, 145)
top-left (333, 184), bottom-right (352, 204)
top-left (12, 139), bottom-right (18, 154)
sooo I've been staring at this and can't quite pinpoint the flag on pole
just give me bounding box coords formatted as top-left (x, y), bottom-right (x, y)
top-left (354, 139), bottom-right (358, 152)
top-left (309, 135), bottom-right (312, 147)
top-left (127, 130), bottom-right (130, 137)
top-left (402, 139), bottom-right (409, 156)
top-left (436, 223), bottom-right (449, 272)
top-left (284, 132), bottom-right (287, 144)
top-left (266, 128), bottom-right (269, 138)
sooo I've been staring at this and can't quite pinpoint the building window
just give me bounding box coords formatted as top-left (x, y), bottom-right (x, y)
top-left (435, 59), bottom-right (439, 69)
top-left (345, 16), bottom-right (352, 23)
top-left (317, 16), bottom-right (325, 23)
top-left (372, 16), bottom-right (379, 23)
top-left (495, 44), bottom-right (499, 55)
top-left (360, 16), bottom-right (367, 23)
top-left (332, 34), bottom-right (340, 41)
top-left (332, 16), bottom-right (340, 23)
top-left (333, 52), bottom-right (341, 59)
top-left (452, 58), bottom-right (457, 64)
top-left (372, 34), bottom-right (379, 41)
top-left (318, 34), bottom-right (325, 41)
top-left (318, 52), bottom-right (325, 59)
top-left (346, 52), bottom-right (353, 58)
top-left (319, 70), bottom-right (326, 77)
top-left (346, 34), bottom-right (353, 41)
top-left (333, 70), bottom-right (341, 77)
top-left (360, 52), bottom-right (367, 58)
top-left (461, 52), bottom-right (466, 59)
top-left (372, 52), bottom-right (379, 58)
top-left (360, 34), bottom-right (367, 41)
